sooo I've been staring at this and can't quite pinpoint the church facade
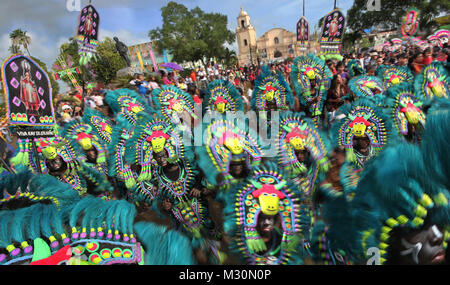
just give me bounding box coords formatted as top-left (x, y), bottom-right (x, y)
top-left (236, 7), bottom-right (301, 66)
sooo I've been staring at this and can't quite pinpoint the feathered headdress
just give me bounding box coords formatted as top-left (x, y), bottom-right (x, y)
top-left (376, 65), bottom-right (414, 90)
top-left (105, 88), bottom-right (153, 128)
top-left (348, 75), bottom-right (385, 106)
top-left (82, 108), bottom-right (114, 144)
top-left (194, 119), bottom-right (264, 190)
top-left (290, 54), bottom-right (332, 116)
top-left (413, 62), bottom-right (449, 105)
top-left (347, 59), bottom-right (366, 78)
top-left (385, 82), bottom-right (425, 139)
top-left (152, 85), bottom-right (197, 124)
top-left (251, 65), bottom-right (294, 111)
top-left (330, 98), bottom-right (391, 168)
top-left (204, 79), bottom-right (244, 114)
top-left (222, 161), bottom-right (308, 265)
top-left (277, 111), bottom-right (330, 197)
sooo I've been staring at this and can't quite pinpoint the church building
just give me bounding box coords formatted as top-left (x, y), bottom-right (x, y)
top-left (236, 7), bottom-right (301, 66)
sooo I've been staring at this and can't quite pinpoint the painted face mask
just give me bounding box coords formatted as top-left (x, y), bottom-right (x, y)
top-left (146, 128), bottom-right (171, 154)
top-left (348, 114), bottom-right (372, 137)
top-left (214, 96), bottom-right (228, 113)
top-left (218, 131), bottom-right (244, 155)
top-left (400, 101), bottom-right (423, 125)
top-left (283, 124), bottom-right (308, 151)
top-left (250, 180), bottom-right (287, 215)
top-left (427, 74), bottom-right (446, 98)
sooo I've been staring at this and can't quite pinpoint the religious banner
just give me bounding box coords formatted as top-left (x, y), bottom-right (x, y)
top-left (296, 16), bottom-right (309, 51)
top-left (1, 55), bottom-right (55, 128)
top-left (319, 9), bottom-right (346, 45)
top-left (400, 8), bottom-right (419, 38)
top-left (75, 4), bottom-right (100, 65)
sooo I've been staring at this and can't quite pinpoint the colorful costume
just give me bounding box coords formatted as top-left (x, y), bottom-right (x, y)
top-left (222, 162), bottom-right (309, 265)
top-left (376, 65), bottom-right (414, 90)
top-left (277, 112), bottom-right (329, 198)
top-left (291, 54), bottom-right (332, 118)
top-left (348, 75), bottom-right (385, 106)
top-left (347, 59), bottom-right (366, 78)
top-left (152, 85), bottom-right (197, 133)
top-left (194, 119), bottom-right (264, 197)
top-left (82, 108), bottom-right (114, 145)
top-left (204, 79), bottom-right (244, 114)
top-left (105, 88), bottom-right (154, 129)
top-left (311, 142), bottom-right (449, 265)
top-left (251, 65), bottom-right (294, 112)
top-left (385, 83), bottom-right (425, 143)
top-left (413, 62), bottom-right (449, 105)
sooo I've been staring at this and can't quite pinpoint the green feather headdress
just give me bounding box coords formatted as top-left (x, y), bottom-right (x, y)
top-left (376, 65), bottom-right (414, 90)
top-left (413, 62), bottom-right (449, 105)
top-left (251, 65), bottom-right (294, 111)
top-left (290, 54), bottom-right (332, 115)
top-left (204, 79), bottom-right (244, 114)
top-left (222, 161), bottom-right (307, 265)
top-left (348, 75), bottom-right (385, 106)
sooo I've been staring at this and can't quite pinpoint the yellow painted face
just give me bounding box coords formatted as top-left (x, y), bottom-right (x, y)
top-left (172, 102), bottom-right (184, 113)
top-left (306, 70), bottom-right (316, 80)
top-left (104, 125), bottom-right (112, 135)
top-left (216, 102), bottom-right (226, 113)
top-left (404, 110), bottom-right (419, 124)
top-left (289, 136), bottom-right (305, 150)
top-left (131, 105), bottom-right (143, 113)
top-left (79, 138), bottom-right (93, 150)
top-left (353, 123), bottom-right (367, 137)
top-left (42, 146), bottom-right (57, 160)
top-left (364, 81), bottom-right (376, 89)
top-left (431, 83), bottom-right (444, 98)
top-left (151, 137), bottom-right (166, 153)
top-left (391, 77), bottom-right (401, 85)
top-left (258, 193), bottom-right (280, 215)
top-left (224, 137), bottom-right (243, 155)
top-left (265, 90), bottom-right (274, 102)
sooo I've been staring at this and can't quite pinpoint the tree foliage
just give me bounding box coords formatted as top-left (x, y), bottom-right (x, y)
top-left (90, 37), bottom-right (127, 85)
top-left (9, 29), bottom-right (31, 56)
top-left (347, 0), bottom-right (450, 39)
top-left (149, 1), bottom-right (235, 68)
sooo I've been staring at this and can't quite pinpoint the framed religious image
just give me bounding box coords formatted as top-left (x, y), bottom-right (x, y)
top-left (1, 55), bottom-right (55, 127)
top-left (319, 9), bottom-right (346, 44)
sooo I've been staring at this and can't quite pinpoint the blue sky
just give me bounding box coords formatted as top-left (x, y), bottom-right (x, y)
top-left (0, 0), bottom-right (354, 89)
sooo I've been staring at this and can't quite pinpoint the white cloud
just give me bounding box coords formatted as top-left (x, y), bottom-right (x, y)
top-left (99, 28), bottom-right (149, 46)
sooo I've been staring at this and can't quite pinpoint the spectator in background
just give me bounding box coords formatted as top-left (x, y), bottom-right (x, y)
top-left (61, 105), bottom-right (73, 124)
top-left (409, 52), bottom-right (424, 74)
top-left (396, 53), bottom-right (408, 67)
top-left (178, 77), bottom-right (187, 91)
top-left (336, 61), bottom-right (349, 83)
top-left (422, 48), bottom-right (433, 66)
top-left (161, 70), bottom-right (172, 85)
top-left (130, 73), bottom-right (150, 95)
top-left (366, 65), bottom-right (377, 76)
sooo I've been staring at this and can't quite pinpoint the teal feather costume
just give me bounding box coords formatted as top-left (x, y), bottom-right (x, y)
top-left (277, 111), bottom-right (330, 199)
top-left (290, 54), bottom-right (332, 117)
top-left (105, 88), bottom-right (153, 129)
top-left (348, 75), bottom-right (385, 106)
top-left (203, 79), bottom-right (244, 115)
top-left (194, 118), bottom-right (264, 196)
top-left (385, 82), bottom-right (426, 143)
top-left (152, 85), bottom-right (197, 134)
top-left (134, 222), bottom-right (197, 265)
top-left (61, 119), bottom-right (108, 172)
top-left (82, 108), bottom-right (114, 144)
top-left (376, 65), bottom-right (414, 90)
top-left (347, 59), bottom-right (365, 78)
top-left (330, 98), bottom-right (391, 169)
top-left (221, 161), bottom-right (309, 265)
top-left (251, 65), bottom-right (294, 112)
top-left (311, 142), bottom-right (450, 265)
top-left (413, 61), bottom-right (450, 105)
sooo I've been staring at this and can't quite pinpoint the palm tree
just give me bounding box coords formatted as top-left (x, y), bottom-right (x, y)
top-left (9, 29), bottom-right (32, 56)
